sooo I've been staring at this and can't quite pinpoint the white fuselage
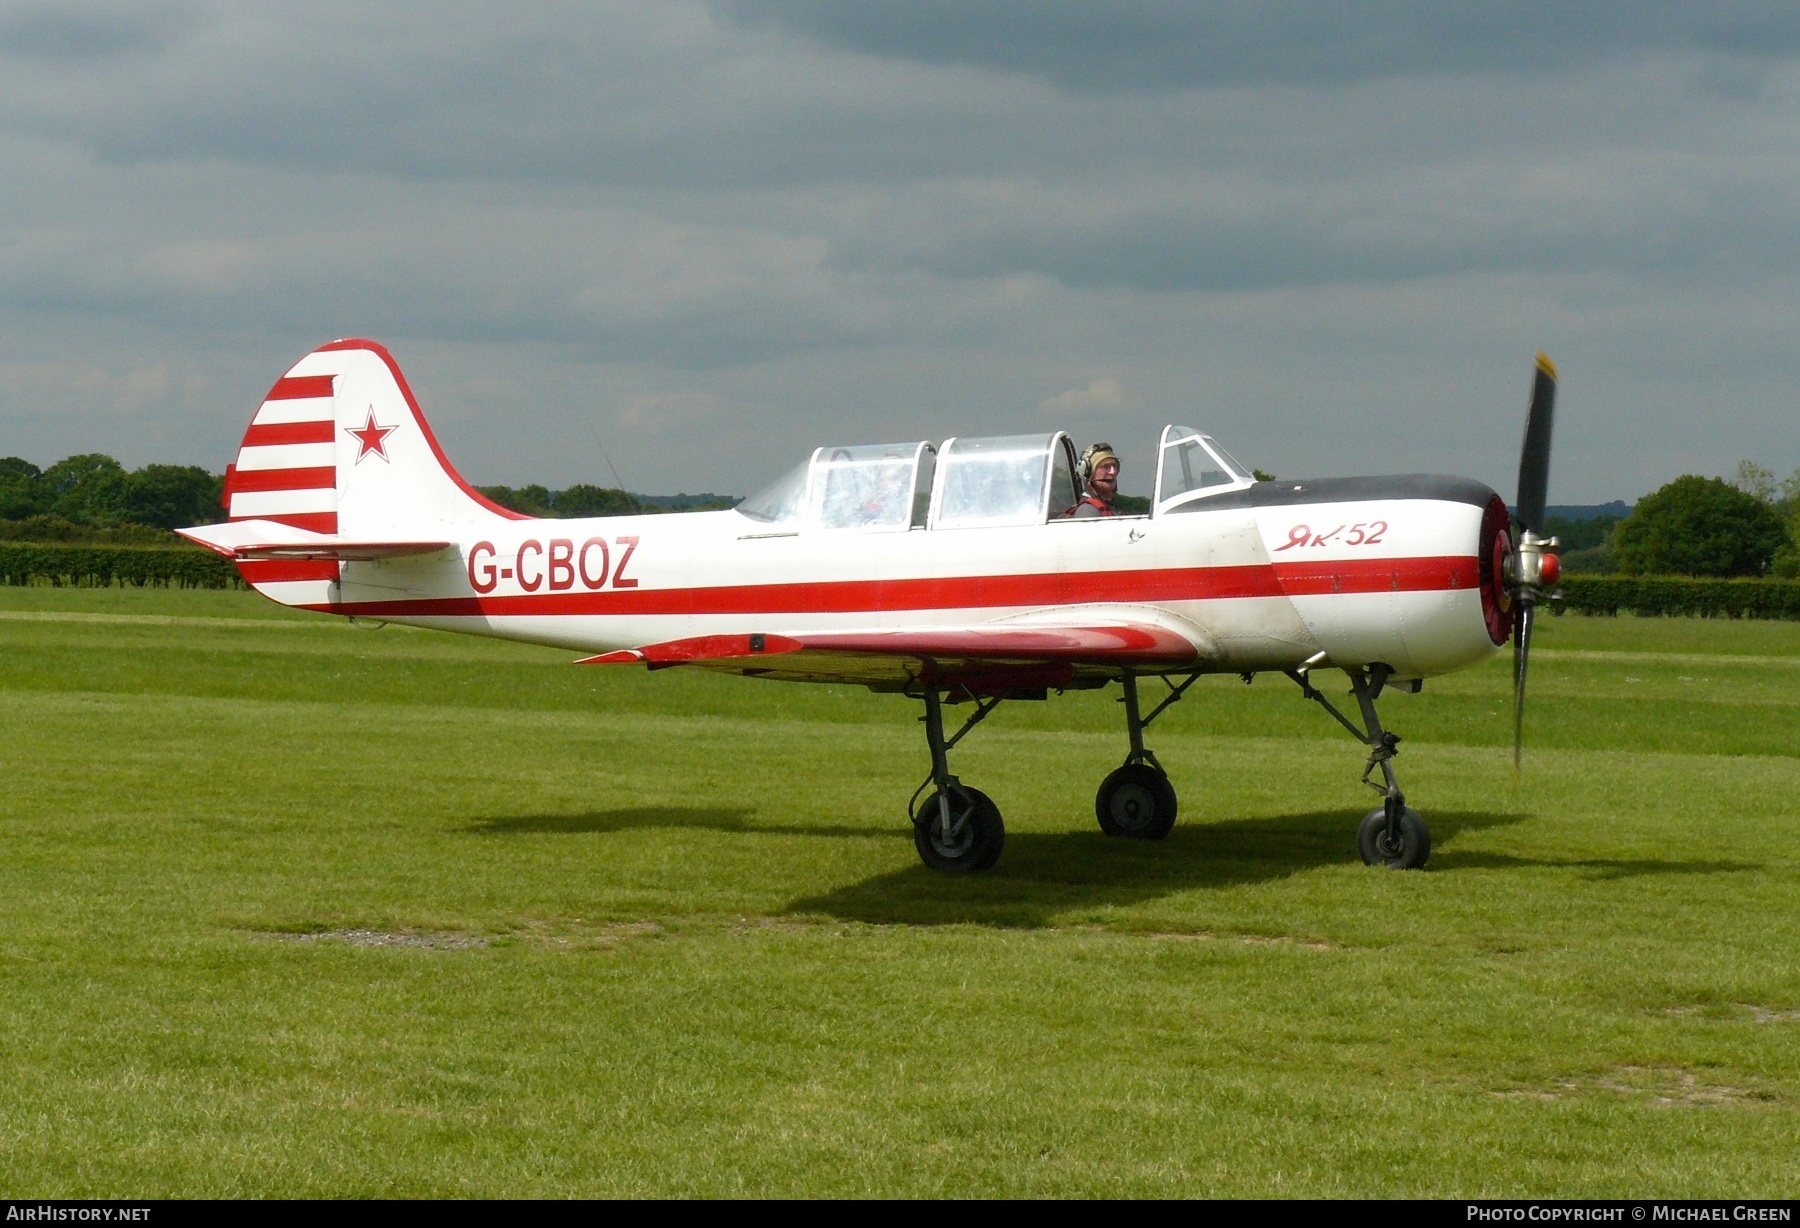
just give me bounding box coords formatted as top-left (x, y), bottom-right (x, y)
top-left (267, 487), bottom-right (1501, 683)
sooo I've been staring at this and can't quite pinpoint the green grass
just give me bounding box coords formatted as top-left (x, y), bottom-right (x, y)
top-left (0, 586), bottom-right (1796, 1196)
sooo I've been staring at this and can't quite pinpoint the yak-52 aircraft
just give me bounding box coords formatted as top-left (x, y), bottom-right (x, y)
top-left (182, 339), bottom-right (1562, 873)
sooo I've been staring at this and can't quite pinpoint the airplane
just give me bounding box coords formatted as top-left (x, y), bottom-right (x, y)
top-left (181, 339), bottom-right (1561, 874)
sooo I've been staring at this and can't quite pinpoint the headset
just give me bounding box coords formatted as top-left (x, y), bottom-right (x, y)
top-left (1076, 443), bottom-right (1117, 487)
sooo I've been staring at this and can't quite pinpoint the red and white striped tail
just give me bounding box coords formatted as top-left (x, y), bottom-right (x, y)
top-left (216, 338), bottom-right (523, 602)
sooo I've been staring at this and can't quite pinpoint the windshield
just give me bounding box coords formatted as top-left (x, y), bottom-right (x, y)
top-left (1155, 425), bottom-right (1253, 511)
top-left (736, 456), bottom-right (813, 524)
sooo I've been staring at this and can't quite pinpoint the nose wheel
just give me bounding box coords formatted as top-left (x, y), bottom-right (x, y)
top-left (1357, 803), bottom-right (1430, 869)
top-left (1095, 763), bottom-right (1177, 840)
top-left (1287, 662), bottom-right (1432, 871)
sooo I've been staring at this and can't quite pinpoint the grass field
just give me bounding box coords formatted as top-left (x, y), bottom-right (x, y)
top-left (0, 584), bottom-right (1796, 1197)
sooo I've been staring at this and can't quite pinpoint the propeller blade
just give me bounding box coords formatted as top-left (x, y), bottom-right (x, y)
top-left (1512, 598), bottom-right (1536, 774)
top-left (1515, 353), bottom-right (1558, 535)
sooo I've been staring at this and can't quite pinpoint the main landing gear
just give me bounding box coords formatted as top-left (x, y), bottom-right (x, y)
top-left (906, 671), bottom-right (1202, 871)
top-left (1095, 673), bottom-right (1198, 840)
top-left (909, 688), bottom-right (1007, 872)
top-left (1285, 660), bottom-right (1430, 870)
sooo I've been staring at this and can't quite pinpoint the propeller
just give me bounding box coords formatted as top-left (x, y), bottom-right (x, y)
top-left (1509, 353), bottom-right (1561, 772)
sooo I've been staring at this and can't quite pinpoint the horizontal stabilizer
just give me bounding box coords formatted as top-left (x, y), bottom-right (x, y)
top-left (177, 518), bottom-right (451, 562)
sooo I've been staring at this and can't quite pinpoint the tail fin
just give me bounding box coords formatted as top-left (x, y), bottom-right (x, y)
top-left (223, 338), bottom-right (521, 535)
top-left (210, 338), bottom-right (524, 602)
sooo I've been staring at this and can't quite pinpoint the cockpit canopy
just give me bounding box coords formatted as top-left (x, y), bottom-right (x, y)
top-left (736, 425), bottom-right (1256, 531)
top-left (737, 441), bottom-right (936, 532)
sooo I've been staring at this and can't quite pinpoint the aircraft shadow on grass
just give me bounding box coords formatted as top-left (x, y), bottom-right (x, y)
top-left (462, 807), bottom-right (1756, 929)
top-left (465, 806), bottom-right (891, 840)
top-left (1427, 850), bottom-right (1760, 880)
top-left (782, 809), bottom-right (1515, 927)
top-left (787, 809), bottom-right (1762, 927)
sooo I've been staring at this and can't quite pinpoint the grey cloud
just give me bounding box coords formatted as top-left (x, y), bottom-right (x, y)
top-left (0, 3), bottom-right (1797, 498)
top-left (0, 2), bottom-right (1788, 203)
top-left (718, 1), bottom-right (1800, 93)
top-left (826, 158), bottom-right (1800, 294)
top-left (0, 2), bottom-right (197, 62)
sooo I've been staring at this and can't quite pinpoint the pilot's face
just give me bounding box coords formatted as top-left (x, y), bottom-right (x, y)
top-left (1092, 457), bottom-right (1120, 500)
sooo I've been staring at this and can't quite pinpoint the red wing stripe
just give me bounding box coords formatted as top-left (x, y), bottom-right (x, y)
top-left (265, 374), bottom-right (336, 401)
top-left (243, 421), bottom-right (336, 447)
top-left (578, 633), bottom-right (806, 665)
top-left (227, 466), bottom-right (336, 493)
top-left (580, 649), bottom-right (647, 665)
top-left (304, 555), bottom-right (1477, 619)
top-left (795, 625), bottom-right (1194, 661)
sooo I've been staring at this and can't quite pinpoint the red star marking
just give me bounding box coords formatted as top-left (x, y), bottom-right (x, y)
top-left (346, 408), bottom-right (397, 463)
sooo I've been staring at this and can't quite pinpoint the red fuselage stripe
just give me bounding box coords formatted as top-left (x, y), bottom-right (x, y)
top-left (294, 554), bottom-right (1479, 617)
top-left (1273, 555), bottom-right (1479, 596)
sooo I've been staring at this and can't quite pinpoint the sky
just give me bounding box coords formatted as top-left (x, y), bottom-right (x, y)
top-left (2, 2), bottom-right (1798, 501)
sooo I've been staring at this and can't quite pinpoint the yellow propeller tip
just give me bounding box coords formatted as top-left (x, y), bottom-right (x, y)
top-left (1535, 352), bottom-right (1558, 380)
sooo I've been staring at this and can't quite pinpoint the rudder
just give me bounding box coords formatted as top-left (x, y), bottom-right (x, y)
top-left (220, 338), bottom-right (523, 601)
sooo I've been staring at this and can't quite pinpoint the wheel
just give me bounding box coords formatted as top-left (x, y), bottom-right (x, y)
top-left (1095, 763), bottom-right (1177, 840)
top-left (1357, 805), bottom-right (1431, 869)
top-left (913, 785), bottom-right (1005, 872)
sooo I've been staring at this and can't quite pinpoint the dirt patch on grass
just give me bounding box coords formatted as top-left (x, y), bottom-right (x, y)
top-left (1494, 1065), bottom-right (1776, 1107)
top-left (264, 928), bottom-right (489, 950)
top-left (1663, 1002), bottom-right (1800, 1023)
top-left (1747, 1005), bottom-right (1800, 1023)
top-left (251, 915), bottom-right (1346, 951)
top-left (1135, 929), bottom-right (1342, 951)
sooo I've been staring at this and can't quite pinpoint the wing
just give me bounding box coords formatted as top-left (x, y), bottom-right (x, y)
top-left (579, 620), bottom-right (1205, 694)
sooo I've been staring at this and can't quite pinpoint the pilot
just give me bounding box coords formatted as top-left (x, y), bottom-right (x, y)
top-left (858, 457), bottom-right (911, 527)
top-left (1069, 443), bottom-right (1121, 518)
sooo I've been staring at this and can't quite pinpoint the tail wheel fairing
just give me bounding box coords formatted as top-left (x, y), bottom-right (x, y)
top-left (1478, 495), bottom-right (1512, 647)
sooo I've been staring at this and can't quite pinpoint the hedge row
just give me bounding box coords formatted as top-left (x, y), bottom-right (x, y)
top-left (0, 544), bottom-right (242, 589)
top-left (1559, 574), bottom-right (1800, 620)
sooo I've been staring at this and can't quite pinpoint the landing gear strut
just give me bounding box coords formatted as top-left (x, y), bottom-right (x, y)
top-left (1095, 673), bottom-right (1198, 840)
top-left (1286, 661), bottom-right (1431, 870)
top-left (909, 688), bottom-right (1006, 872)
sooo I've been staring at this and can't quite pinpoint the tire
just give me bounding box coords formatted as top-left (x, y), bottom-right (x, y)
top-left (1357, 805), bottom-right (1430, 869)
top-left (1095, 763), bottom-right (1178, 840)
top-left (913, 785), bottom-right (1005, 872)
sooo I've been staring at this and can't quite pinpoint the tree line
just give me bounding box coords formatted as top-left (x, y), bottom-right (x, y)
top-left (1557, 464), bottom-right (1799, 579)
top-left (0, 455), bottom-right (223, 543)
top-left (473, 484), bottom-right (736, 517)
top-left (0, 454), bottom-right (731, 543)
top-left (2, 450), bottom-right (1796, 580)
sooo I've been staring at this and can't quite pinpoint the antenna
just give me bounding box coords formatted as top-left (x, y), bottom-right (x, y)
top-left (582, 416), bottom-right (628, 493)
